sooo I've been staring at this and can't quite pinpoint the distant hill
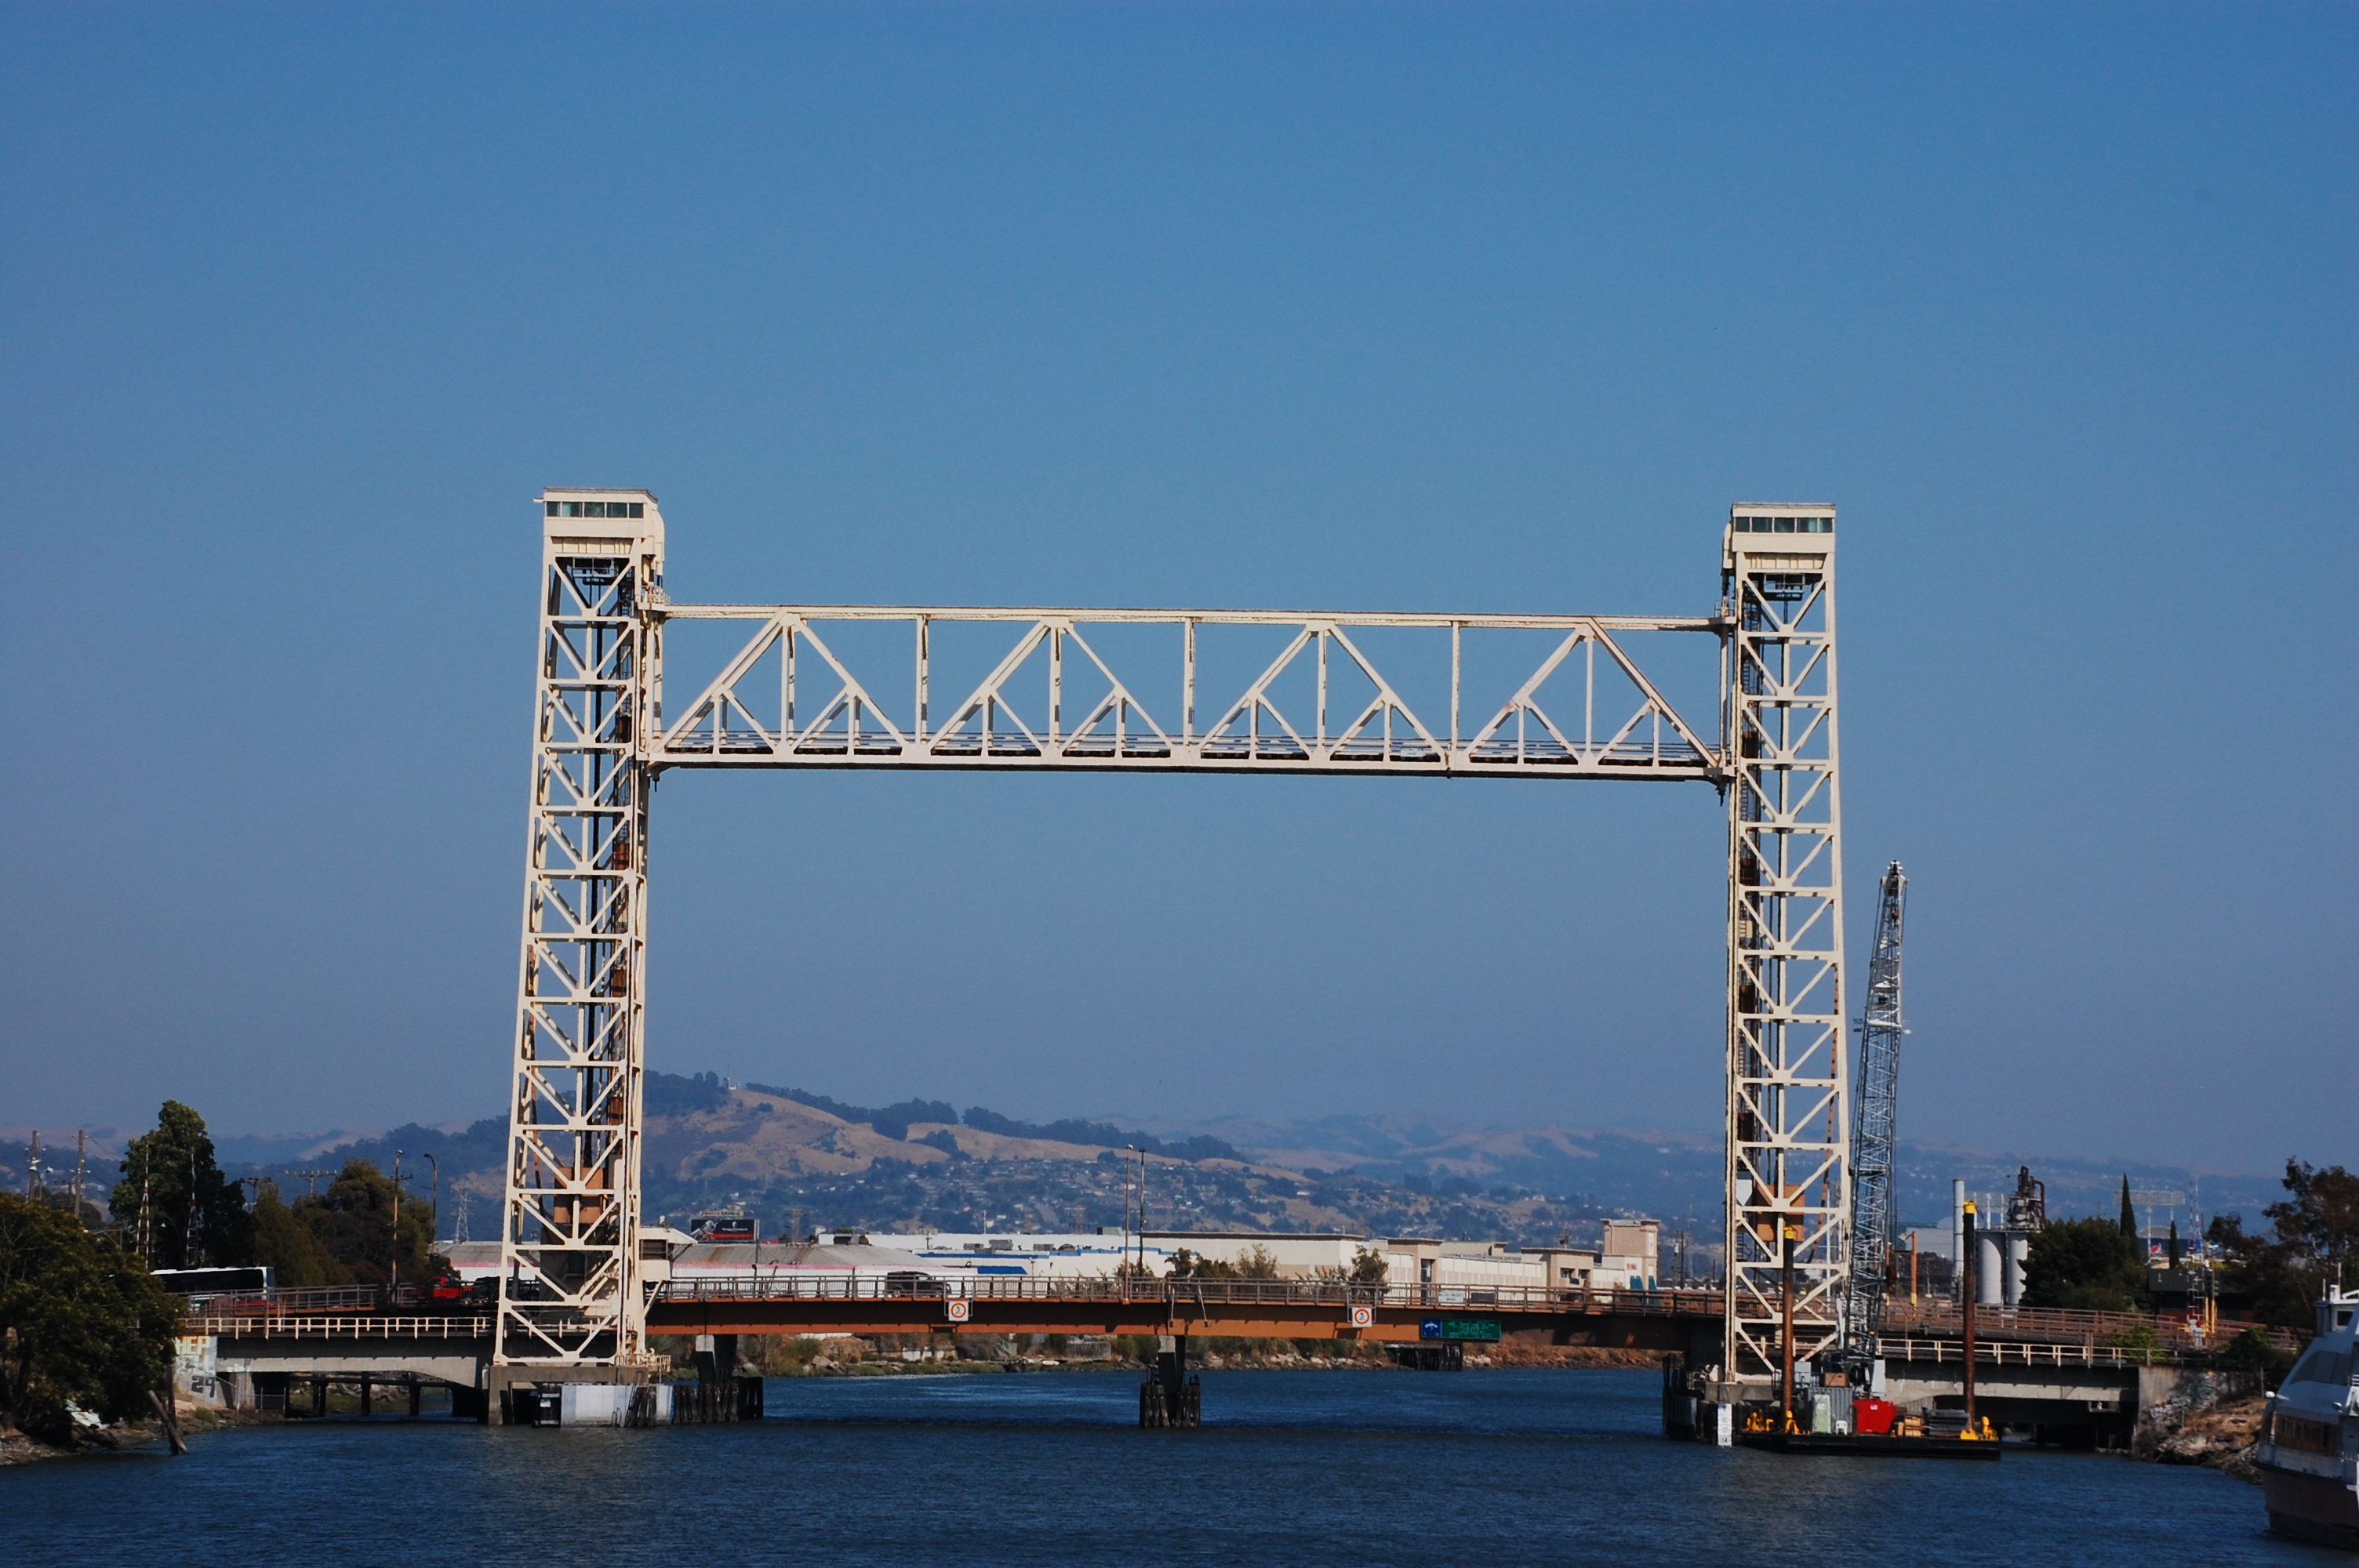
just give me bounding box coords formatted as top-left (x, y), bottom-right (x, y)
top-left (1129, 1111), bottom-right (2295, 1232)
top-left (162, 1070), bottom-right (2294, 1251)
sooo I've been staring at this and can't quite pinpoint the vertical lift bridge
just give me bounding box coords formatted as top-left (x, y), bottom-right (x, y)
top-left (497, 494), bottom-right (1849, 1391)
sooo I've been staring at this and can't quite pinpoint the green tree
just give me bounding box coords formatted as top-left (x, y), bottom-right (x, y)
top-left (292, 1160), bottom-right (435, 1289)
top-left (2023, 1217), bottom-right (2151, 1312)
top-left (2208, 1160), bottom-right (2359, 1328)
top-left (2118, 1174), bottom-right (2136, 1239)
top-left (0, 1193), bottom-right (180, 1443)
top-left (250, 1181), bottom-right (343, 1287)
top-left (110, 1101), bottom-right (251, 1271)
top-left (2265, 1160), bottom-right (2359, 1295)
top-left (1166, 1247), bottom-right (1236, 1280)
top-left (2207, 1214), bottom-right (2311, 1330)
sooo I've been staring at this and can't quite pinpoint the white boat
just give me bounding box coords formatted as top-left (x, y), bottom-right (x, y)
top-left (2255, 1287), bottom-right (2359, 1550)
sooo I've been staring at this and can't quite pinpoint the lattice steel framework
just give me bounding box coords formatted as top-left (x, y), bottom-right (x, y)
top-left (1843, 860), bottom-right (1907, 1356)
top-left (497, 491), bottom-right (663, 1367)
top-left (653, 605), bottom-right (1719, 777)
top-left (496, 492), bottom-right (1848, 1379)
top-left (1721, 507), bottom-right (1849, 1383)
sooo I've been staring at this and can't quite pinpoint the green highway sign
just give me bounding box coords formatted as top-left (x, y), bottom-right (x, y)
top-left (1419, 1317), bottom-right (1502, 1342)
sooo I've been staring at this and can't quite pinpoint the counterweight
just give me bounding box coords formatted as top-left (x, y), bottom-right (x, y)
top-left (1844, 862), bottom-right (1907, 1352)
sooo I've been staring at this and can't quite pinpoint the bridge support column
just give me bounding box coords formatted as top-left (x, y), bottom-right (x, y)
top-left (496, 491), bottom-right (666, 1372)
top-left (1721, 504), bottom-right (1848, 1389)
top-left (1141, 1333), bottom-right (1200, 1428)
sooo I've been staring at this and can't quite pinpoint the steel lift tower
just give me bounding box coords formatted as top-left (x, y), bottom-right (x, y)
top-left (499, 492), bottom-right (663, 1367)
top-left (1721, 517), bottom-right (1851, 1387)
top-left (496, 491), bottom-right (1848, 1392)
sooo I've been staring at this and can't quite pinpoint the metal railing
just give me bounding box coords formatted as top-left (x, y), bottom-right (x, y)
top-left (1875, 1301), bottom-right (2300, 1355)
top-left (1874, 1335), bottom-right (2206, 1370)
top-left (173, 1285), bottom-right (383, 1315)
top-left (654, 1276), bottom-right (1725, 1317)
top-left (193, 1314), bottom-right (494, 1340)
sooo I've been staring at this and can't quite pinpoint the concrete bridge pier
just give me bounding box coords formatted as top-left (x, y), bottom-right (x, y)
top-left (1877, 1350), bottom-right (2259, 1449)
top-left (485, 1363), bottom-right (674, 1426)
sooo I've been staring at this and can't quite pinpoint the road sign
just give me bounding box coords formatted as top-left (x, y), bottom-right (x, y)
top-left (945, 1298), bottom-right (971, 1323)
top-left (1350, 1305), bottom-right (1374, 1329)
top-left (1419, 1318), bottom-right (1502, 1342)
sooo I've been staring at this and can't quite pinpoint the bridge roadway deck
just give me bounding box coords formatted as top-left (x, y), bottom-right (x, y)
top-left (644, 1281), bottom-right (1725, 1347)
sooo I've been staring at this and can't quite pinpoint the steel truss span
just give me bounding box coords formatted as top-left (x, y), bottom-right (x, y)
top-left (498, 489), bottom-right (1848, 1391)
top-left (656, 604), bottom-right (1719, 779)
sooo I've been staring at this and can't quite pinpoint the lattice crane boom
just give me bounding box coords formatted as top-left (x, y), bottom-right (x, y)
top-left (1844, 861), bottom-right (1907, 1353)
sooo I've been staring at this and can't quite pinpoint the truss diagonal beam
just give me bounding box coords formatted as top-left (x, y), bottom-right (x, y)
top-left (650, 605), bottom-right (1722, 779)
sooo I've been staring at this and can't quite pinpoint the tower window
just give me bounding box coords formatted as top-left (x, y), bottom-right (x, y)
top-left (545, 500), bottom-right (646, 519)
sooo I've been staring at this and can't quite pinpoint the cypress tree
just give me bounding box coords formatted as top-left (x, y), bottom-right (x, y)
top-left (2118, 1174), bottom-right (2137, 1239)
top-left (111, 1102), bottom-right (251, 1271)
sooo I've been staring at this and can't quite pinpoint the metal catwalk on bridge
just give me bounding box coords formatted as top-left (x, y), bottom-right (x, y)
top-left (497, 490), bottom-right (1849, 1391)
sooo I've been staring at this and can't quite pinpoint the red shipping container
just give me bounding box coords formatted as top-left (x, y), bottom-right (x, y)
top-left (1853, 1398), bottom-right (1898, 1436)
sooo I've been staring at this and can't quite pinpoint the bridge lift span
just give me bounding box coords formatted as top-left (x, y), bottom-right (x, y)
top-left (497, 492), bottom-right (1848, 1393)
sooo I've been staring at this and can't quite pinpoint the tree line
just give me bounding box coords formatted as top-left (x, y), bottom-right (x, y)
top-left (103, 1100), bottom-right (445, 1287)
top-left (2021, 1160), bottom-right (2356, 1326)
top-left (2, 1100), bottom-right (448, 1445)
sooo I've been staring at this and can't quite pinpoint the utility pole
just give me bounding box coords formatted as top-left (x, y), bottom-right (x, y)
top-left (185, 1142), bottom-right (201, 1268)
top-left (25, 1130), bottom-right (38, 1198)
top-left (1779, 1221), bottom-right (1798, 1430)
top-left (391, 1149), bottom-right (403, 1292)
top-left (423, 1153), bottom-right (439, 1245)
top-left (1961, 1201), bottom-right (1979, 1428)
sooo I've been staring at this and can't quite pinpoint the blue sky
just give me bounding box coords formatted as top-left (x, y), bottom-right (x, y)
top-left (2, 4), bottom-right (2350, 1171)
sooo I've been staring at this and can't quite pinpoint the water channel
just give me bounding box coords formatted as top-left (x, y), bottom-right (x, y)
top-left (2, 1368), bottom-right (2332, 1566)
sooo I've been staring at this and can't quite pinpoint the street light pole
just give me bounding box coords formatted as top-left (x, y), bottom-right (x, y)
top-left (392, 1149), bottom-right (403, 1293)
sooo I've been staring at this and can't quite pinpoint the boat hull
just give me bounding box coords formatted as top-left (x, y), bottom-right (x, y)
top-left (2259, 1459), bottom-right (2359, 1552)
top-left (1738, 1431), bottom-right (2001, 1460)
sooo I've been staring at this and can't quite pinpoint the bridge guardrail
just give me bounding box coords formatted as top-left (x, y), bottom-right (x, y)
top-left (192, 1314), bottom-right (494, 1340)
top-left (171, 1285), bottom-right (383, 1315)
top-left (1873, 1334), bottom-right (2223, 1370)
top-left (653, 1276), bottom-right (1725, 1317)
top-left (1874, 1301), bottom-right (2300, 1355)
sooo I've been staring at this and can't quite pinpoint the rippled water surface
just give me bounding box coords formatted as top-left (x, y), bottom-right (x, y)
top-left (2, 1370), bottom-right (2333, 1566)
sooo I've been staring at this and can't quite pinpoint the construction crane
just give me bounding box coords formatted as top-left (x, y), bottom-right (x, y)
top-left (1843, 862), bottom-right (1908, 1362)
